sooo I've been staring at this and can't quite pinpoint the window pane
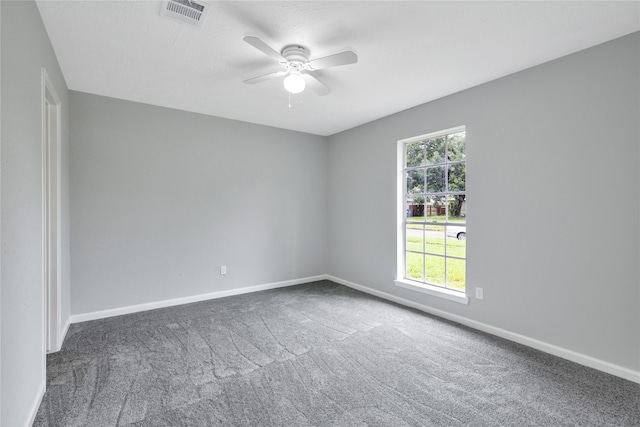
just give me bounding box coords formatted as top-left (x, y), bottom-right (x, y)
top-left (446, 226), bottom-right (466, 258)
top-left (447, 132), bottom-right (466, 162)
top-left (406, 169), bottom-right (424, 194)
top-left (448, 163), bottom-right (465, 192)
top-left (426, 166), bottom-right (445, 193)
top-left (425, 255), bottom-right (445, 286)
top-left (406, 142), bottom-right (424, 167)
top-left (425, 196), bottom-right (446, 222)
top-left (446, 258), bottom-right (466, 291)
top-left (406, 225), bottom-right (424, 252)
top-left (406, 196), bottom-right (425, 220)
top-left (447, 195), bottom-right (466, 223)
top-left (406, 252), bottom-right (424, 281)
top-left (425, 225), bottom-right (445, 255)
top-left (425, 137), bottom-right (445, 165)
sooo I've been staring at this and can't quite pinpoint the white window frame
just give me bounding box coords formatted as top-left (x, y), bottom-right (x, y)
top-left (395, 126), bottom-right (469, 304)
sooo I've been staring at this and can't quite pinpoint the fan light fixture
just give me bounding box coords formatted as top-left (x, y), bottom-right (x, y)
top-left (283, 70), bottom-right (305, 94)
top-left (242, 36), bottom-right (358, 97)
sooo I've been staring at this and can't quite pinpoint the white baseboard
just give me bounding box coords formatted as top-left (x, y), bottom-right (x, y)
top-left (69, 275), bottom-right (329, 324)
top-left (327, 275), bottom-right (640, 384)
top-left (59, 317), bottom-right (71, 348)
top-left (25, 380), bottom-right (45, 427)
top-left (65, 273), bottom-right (639, 384)
top-left (48, 317), bottom-right (72, 354)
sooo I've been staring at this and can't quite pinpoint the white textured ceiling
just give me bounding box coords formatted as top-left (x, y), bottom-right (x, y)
top-left (36, 1), bottom-right (639, 136)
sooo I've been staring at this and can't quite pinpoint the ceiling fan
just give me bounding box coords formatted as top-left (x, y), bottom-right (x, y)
top-left (242, 36), bottom-right (358, 96)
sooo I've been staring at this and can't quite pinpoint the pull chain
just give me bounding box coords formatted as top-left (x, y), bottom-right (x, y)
top-left (288, 92), bottom-right (291, 109)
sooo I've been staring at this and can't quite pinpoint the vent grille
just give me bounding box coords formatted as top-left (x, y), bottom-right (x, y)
top-left (160, 0), bottom-right (209, 28)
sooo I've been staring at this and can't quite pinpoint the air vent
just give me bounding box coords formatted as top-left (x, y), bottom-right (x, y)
top-left (160, 0), bottom-right (209, 29)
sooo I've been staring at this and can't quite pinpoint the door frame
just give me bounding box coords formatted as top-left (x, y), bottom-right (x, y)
top-left (41, 68), bottom-right (62, 354)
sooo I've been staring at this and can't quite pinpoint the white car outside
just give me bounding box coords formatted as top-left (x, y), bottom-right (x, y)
top-left (446, 226), bottom-right (466, 240)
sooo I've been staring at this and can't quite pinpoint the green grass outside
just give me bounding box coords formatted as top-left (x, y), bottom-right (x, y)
top-left (406, 236), bottom-right (465, 290)
top-left (406, 235), bottom-right (465, 258)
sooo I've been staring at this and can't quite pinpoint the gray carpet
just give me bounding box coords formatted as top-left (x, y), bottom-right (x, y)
top-left (34, 281), bottom-right (639, 426)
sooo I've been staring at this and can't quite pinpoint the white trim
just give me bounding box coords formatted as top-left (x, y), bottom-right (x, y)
top-left (327, 275), bottom-right (640, 384)
top-left (69, 275), bottom-right (329, 324)
top-left (65, 273), bottom-right (640, 384)
top-left (40, 69), bottom-right (47, 386)
top-left (396, 140), bottom-right (405, 280)
top-left (394, 279), bottom-right (468, 304)
top-left (41, 68), bottom-right (63, 354)
top-left (59, 317), bottom-right (71, 349)
top-left (25, 380), bottom-right (45, 427)
top-left (398, 126), bottom-right (467, 294)
top-left (398, 125), bottom-right (466, 145)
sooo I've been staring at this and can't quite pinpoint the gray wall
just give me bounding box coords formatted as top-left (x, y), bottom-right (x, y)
top-left (328, 33), bottom-right (640, 371)
top-left (70, 92), bottom-right (327, 314)
top-left (0, 1), bottom-right (70, 425)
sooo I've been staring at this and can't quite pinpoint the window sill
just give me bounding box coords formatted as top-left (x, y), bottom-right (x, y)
top-left (394, 279), bottom-right (469, 305)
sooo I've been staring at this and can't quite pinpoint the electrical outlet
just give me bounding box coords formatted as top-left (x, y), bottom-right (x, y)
top-left (475, 287), bottom-right (483, 300)
top-left (220, 265), bottom-right (227, 275)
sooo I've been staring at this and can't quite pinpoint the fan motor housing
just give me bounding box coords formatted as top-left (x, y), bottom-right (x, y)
top-left (281, 45), bottom-right (309, 64)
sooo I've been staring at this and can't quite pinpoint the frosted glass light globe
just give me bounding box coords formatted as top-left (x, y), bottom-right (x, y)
top-left (283, 72), bottom-right (305, 94)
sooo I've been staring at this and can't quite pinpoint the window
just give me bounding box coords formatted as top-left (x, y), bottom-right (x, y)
top-left (396, 127), bottom-right (467, 304)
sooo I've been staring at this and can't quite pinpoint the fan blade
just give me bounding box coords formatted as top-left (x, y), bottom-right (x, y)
top-left (304, 73), bottom-right (331, 96)
top-left (243, 69), bottom-right (285, 84)
top-left (243, 36), bottom-right (286, 62)
top-left (307, 51), bottom-right (357, 70)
